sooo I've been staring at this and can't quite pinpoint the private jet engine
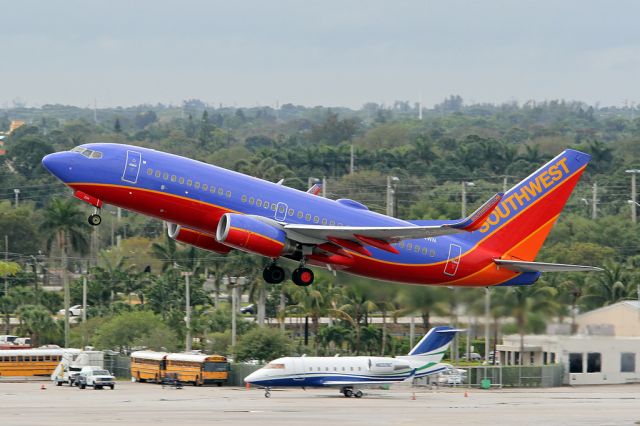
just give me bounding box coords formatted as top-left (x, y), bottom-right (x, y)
top-left (167, 223), bottom-right (232, 254)
top-left (215, 213), bottom-right (296, 258)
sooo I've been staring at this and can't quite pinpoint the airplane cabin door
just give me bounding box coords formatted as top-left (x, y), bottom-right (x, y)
top-left (122, 150), bottom-right (142, 184)
top-left (291, 357), bottom-right (305, 382)
top-left (275, 202), bottom-right (288, 222)
top-left (443, 243), bottom-right (462, 276)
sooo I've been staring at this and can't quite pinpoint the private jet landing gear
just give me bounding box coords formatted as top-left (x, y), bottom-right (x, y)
top-left (263, 264), bottom-right (286, 284)
top-left (88, 208), bottom-right (102, 226)
top-left (264, 387), bottom-right (271, 398)
top-left (292, 267), bottom-right (314, 287)
top-left (340, 386), bottom-right (363, 398)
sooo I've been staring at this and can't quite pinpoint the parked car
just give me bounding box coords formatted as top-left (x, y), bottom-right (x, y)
top-left (240, 304), bottom-right (255, 314)
top-left (436, 368), bottom-right (466, 386)
top-left (461, 352), bottom-right (482, 362)
top-left (57, 305), bottom-right (84, 316)
top-left (77, 366), bottom-right (116, 390)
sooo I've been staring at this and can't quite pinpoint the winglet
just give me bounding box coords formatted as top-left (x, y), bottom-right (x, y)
top-left (448, 192), bottom-right (504, 232)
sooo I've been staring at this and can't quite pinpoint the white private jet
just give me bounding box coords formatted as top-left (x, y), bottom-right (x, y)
top-left (244, 326), bottom-right (460, 398)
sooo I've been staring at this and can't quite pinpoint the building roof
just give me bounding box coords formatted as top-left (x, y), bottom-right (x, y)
top-left (577, 300), bottom-right (640, 318)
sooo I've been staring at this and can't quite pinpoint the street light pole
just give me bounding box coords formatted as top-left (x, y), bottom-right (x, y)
top-left (13, 189), bottom-right (20, 208)
top-left (182, 271), bottom-right (193, 351)
top-left (461, 181), bottom-right (475, 217)
top-left (386, 176), bottom-right (399, 217)
top-left (626, 169), bottom-right (640, 224)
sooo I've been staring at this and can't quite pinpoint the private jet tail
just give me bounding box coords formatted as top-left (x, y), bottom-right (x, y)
top-left (396, 326), bottom-right (460, 374)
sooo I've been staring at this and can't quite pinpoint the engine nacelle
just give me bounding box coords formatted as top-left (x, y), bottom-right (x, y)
top-left (216, 213), bottom-right (295, 258)
top-left (367, 357), bottom-right (410, 374)
top-left (167, 223), bottom-right (232, 254)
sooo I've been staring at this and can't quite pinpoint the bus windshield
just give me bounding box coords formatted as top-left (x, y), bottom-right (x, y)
top-left (203, 362), bottom-right (228, 372)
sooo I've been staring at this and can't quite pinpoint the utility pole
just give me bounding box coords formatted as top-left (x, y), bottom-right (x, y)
top-left (484, 288), bottom-right (490, 363)
top-left (626, 170), bottom-right (640, 223)
top-left (591, 182), bottom-right (598, 220)
top-left (13, 189), bottom-right (19, 208)
top-left (409, 316), bottom-right (415, 349)
top-left (3, 235), bottom-right (7, 297)
top-left (386, 176), bottom-right (399, 217)
top-left (350, 144), bottom-right (355, 175)
top-left (230, 277), bottom-right (237, 350)
top-left (461, 181), bottom-right (475, 217)
top-left (322, 177), bottom-right (327, 198)
top-left (182, 271), bottom-right (193, 351)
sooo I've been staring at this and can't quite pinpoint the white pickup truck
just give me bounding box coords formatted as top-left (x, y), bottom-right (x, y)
top-left (77, 366), bottom-right (116, 390)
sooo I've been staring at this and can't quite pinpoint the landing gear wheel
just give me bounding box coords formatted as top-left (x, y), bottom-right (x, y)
top-left (292, 267), bottom-right (314, 287)
top-left (265, 389), bottom-right (271, 398)
top-left (88, 213), bottom-right (102, 226)
top-left (354, 390), bottom-right (363, 398)
top-left (344, 388), bottom-right (353, 398)
top-left (263, 265), bottom-right (286, 284)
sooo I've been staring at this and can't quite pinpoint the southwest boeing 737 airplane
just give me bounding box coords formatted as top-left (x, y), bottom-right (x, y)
top-left (244, 326), bottom-right (459, 398)
top-left (42, 144), bottom-right (600, 287)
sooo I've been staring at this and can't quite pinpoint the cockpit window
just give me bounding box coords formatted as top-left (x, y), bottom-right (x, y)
top-left (264, 363), bottom-right (285, 369)
top-left (71, 146), bottom-right (103, 159)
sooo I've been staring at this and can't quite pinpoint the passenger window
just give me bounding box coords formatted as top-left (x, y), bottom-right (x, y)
top-left (350, 367), bottom-right (354, 371)
top-left (171, 175), bottom-right (177, 182)
top-left (187, 179), bottom-right (193, 187)
top-left (210, 186), bottom-right (216, 193)
top-left (342, 367), bottom-right (345, 371)
top-left (306, 213), bottom-right (311, 221)
top-left (330, 220), bottom-right (335, 225)
top-left (322, 218), bottom-right (327, 225)
top-left (241, 195), bottom-right (247, 202)
top-left (399, 241), bottom-right (405, 248)
top-left (288, 208), bottom-right (294, 216)
top-left (195, 182), bottom-right (201, 189)
top-left (202, 184), bottom-right (208, 191)
top-left (163, 172), bottom-right (169, 180)
top-left (297, 211), bottom-right (303, 218)
top-left (155, 170), bottom-right (161, 178)
top-left (226, 191), bottom-right (231, 198)
top-left (264, 202), bottom-right (270, 209)
top-left (314, 216), bottom-right (319, 223)
top-left (415, 245), bottom-right (420, 253)
top-left (249, 197), bottom-right (255, 205)
top-left (271, 204), bottom-right (277, 211)
top-left (407, 243), bottom-right (412, 250)
top-left (430, 249), bottom-right (436, 257)
top-left (179, 177), bottom-right (185, 184)
top-left (278, 205), bottom-right (285, 213)
top-left (147, 168), bottom-right (153, 175)
top-left (422, 248), bottom-right (428, 255)
top-left (218, 188), bottom-right (223, 195)
top-left (257, 199), bottom-right (262, 207)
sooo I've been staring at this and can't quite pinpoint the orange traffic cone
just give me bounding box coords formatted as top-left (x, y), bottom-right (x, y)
top-left (40, 384), bottom-right (46, 390)
top-left (411, 392), bottom-right (416, 400)
top-left (464, 391), bottom-right (468, 397)
top-left (245, 382), bottom-right (250, 390)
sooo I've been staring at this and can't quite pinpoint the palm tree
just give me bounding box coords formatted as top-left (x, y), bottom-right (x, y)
top-left (580, 263), bottom-right (631, 310)
top-left (334, 285), bottom-right (378, 355)
top-left (500, 284), bottom-right (558, 364)
top-left (41, 198), bottom-right (89, 347)
top-left (16, 304), bottom-right (57, 346)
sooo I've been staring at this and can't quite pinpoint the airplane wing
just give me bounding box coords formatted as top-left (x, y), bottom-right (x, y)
top-left (284, 192), bottom-right (504, 247)
top-left (494, 259), bottom-right (603, 272)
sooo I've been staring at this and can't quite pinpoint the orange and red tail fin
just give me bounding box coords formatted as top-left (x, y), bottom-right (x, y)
top-left (467, 149), bottom-right (591, 261)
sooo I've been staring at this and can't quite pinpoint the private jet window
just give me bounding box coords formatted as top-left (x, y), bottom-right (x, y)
top-left (587, 353), bottom-right (601, 373)
top-left (322, 218), bottom-right (327, 225)
top-left (195, 182), bottom-right (201, 189)
top-left (147, 168), bottom-right (153, 175)
top-left (202, 184), bottom-right (208, 191)
top-left (218, 188), bottom-right (224, 195)
top-left (187, 179), bottom-right (193, 187)
top-left (257, 199), bottom-right (262, 207)
top-left (163, 172), bottom-right (169, 180)
top-left (171, 175), bottom-right (177, 182)
top-left (264, 363), bottom-right (285, 369)
top-left (358, 367), bottom-right (361, 371)
top-left (350, 367), bottom-right (354, 371)
top-left (314, 216), bottom-right (320, 223)
top-left (309, 367), bottom-right (312, 372)
top-left (305, 213), bottom-right (311, 221)
top-left (249, 197), bottom-right (255, 205)
top-left (155, 170), bottom-right (161, 178)
top-left (242, 195), bottom-right (247, 203)
top-left (333, 367), bottom-right (337, 371)
top-left (621, 353), bottom-right (635, 373)
top-left (569, 353), bottom-right (583, 373)
top-left (179, 177), bottom-right (185, 184)
top-left (342, 367), bottom-right (345, 371)
top-left (226, 191), bottom-right (231, 198)
top-left (297, 211), bottom-right (303, 219)
top-left (317, 367), bottom-right (321, 371)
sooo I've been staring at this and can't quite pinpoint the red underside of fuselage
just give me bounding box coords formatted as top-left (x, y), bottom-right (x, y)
top-left (71, 168), bottom-right (582, 287)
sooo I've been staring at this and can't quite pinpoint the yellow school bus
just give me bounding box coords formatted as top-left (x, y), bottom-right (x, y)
top-left (130, 350), bottom-right (167, 383)
top-left (165, 353), bottom-right (229, 386)
top-left (0, 348), bottom-right (80, 377)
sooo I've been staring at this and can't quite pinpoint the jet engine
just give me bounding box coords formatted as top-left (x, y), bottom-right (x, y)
top-left (216, 213), bottom-right (295, 258)
top-left (167, 223), bottom-right (232, 254)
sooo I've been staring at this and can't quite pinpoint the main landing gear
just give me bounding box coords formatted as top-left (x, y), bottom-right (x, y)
top-left (264, 387), bottom-right (271, 398)
top-left (88, 208), bottom-right (102, 226)
top-left (292, 267), bottom-right (314, 287)
top-left (263, 264), bottom-right (286, 284)
top-left (340, 386), bottom-right (363, 398)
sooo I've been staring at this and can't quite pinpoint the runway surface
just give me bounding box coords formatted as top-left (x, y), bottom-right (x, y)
top-left (2, 382), bottom-right (639, 425)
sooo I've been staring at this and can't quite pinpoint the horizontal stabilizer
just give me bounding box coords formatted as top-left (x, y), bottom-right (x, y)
top-left (494, 259), bottom-right (603, 273)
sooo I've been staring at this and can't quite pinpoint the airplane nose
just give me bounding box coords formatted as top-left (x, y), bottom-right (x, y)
top-left (42, 152), bottom-right (75, 181)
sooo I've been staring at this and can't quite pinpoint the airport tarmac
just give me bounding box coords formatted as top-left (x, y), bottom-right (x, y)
top-left (2, 382), bottom-right (639, 426)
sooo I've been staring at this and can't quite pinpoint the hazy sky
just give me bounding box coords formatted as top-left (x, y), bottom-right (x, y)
top-left (1, 0), bottom-right (639, 108)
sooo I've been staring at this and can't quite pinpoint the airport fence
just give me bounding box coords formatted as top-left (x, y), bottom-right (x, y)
top-left (103, 353), bottom-right (131, 379)
top-left (228, 363), bottom-right (264, 386)
top-left (465, 365), bottom-right (564, 388)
